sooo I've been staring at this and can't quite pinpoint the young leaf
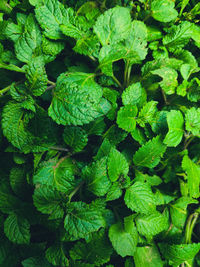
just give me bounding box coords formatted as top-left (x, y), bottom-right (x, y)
top-left (107, 147), bottom-right (129, 182)
top-left (117, 105), bottom-right (138, 132)
top-left (133, 136), bottom-right (166, 168)
top-left (122, 82), bottom-right (146, 108)
top-left (163, 110), bottom-right (184, 147)
top-left (182, 155), bottom-right (200, 198)
top-left (185, 107), bottom-right (200, 136)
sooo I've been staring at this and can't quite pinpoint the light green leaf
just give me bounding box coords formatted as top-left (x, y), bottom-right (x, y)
top-left (151, 0), bottom-right (178, 22)
top-left (136, 211), bottom-right (169, 240)
top-left (64, 202), bottom-right (105, 239)
top-left (107, 147), bottom-right (129, 182)
top-left (177, 80), bottom-right (188, 97)
top-left (4, 213), bottom-right (30, 244)
top-left (159, 243), bottom-right (200, 266)
top-left (131, 127), bottom-right (146, 145)
top-left (182, 155), bottom-right (200, 198)
top-left (25, 56), bottom-right (48, 96)
top-left (170, 197), bottom-right (198, 229)
top-left (137, 101), bottom-right (158, 127)
top-left (33, 157), bottom-right (76, 194)
top-left (133, 136), bottom-right (166, 168)
top-left (33, 185), bottom-right (64, 219)
top-left (35, 0), bottom-right (72, 39)
top-left (109, 215), bottom-right (138, 257)
top-left (122, 82), bottom-right (146, 108)
top-left (164, 110), bottom-right (184, 147)
top-left (124, 181), bottom-right (156, 214)
top-left (151, 68), bottom-right (178, 95)
top-left (134, 171), bottom-right (162, 186)
top-left (134, 244), bottom-right (164, 267)
top-left (84, 157), bottom-right (111, 197)
top-left (117, 105), bottom-right (138, 132)
top-left (185, 107), bottom-right (200, 136)
top-left (0, 62), bottom-right (25, 73)
top-left (45, 243), bottom-right (69, 267)
top-left (123, 20), bottom-right (148, 64)
top-left (63, 126), bottom-right (88, 152)
top-left (4, 21), bottom-right (23, 42)
top-left (93, 7), bottom-right (131, 46)
top-left (48, 72), bottom-right (110, 126)
top-left (15, 14), bottom-right (42, 63)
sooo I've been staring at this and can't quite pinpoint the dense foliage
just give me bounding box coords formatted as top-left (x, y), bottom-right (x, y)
top-left (0, 0), bottom-right (200, 266)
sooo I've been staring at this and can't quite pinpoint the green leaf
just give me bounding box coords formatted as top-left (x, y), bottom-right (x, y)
top-left (164, 110), bottom-right (184, 147)
top-left (135, 211), bottom-right (169, 240)
top-left (134, 171), bottom-right (162, 186)
top-left (15, 14), bottom-right (42, 63)
top-left (25, 56), bottom-right (48, 96)
top-left (93, 7), bottom-right (131, 46)
top-left (106, 182), bottom-right (122, 201)
top-left (9, 167), bottom-right (29, 197)
top-left (133, 136), bottom-right (166, 168)
top-left (107, 147), bottom-right (129, 182)
top-left (22, 256), bottom-right (52, 267)
top-left (123, 20), bottom-right (148, 64)
top-left (151, 68), bottom-right (178, 95)
top-left (33, 185), bottom-right (64, 219)
top-left (182, 155), bottom-right (200, 198)
top-left (64, 202), bottom-right (105, 239)
top-left (124, 182), bottom-right (156, 214)
top-left (109, 215), bottom-right (138, 257)
top-left (134, 244), bottom-right (164, 267)
top-left (170, 197), bottom-right (198, 229)
top-left (48, 72), bottom-right (110, 126)
top-left (159, 243), bottom-right (200, 266)
top-left (151, 0), bottom-right (178, 23)
top-left (163, 21), bottom-right (200, 51)
top-left (33, 157), bottom-right (77, 194)
top-left (185, 107), bottom-right (200, 136)
top-left (63, 126), bottom-right (88, 152)
top-left (4, 213), bottom-right (30, 244)
top-left (84, 157), bottom-right (111, 197)
top-left (137, 101), bottom-right (158, 127)
top-left (35, 0), bottom-right (72, 40)
top-left (42, 37), bottom-right (65, 56)
top-left (2, 101), bottom-right (34, 152)
top-left (70, 230), bottom-right (113, 266)
top-left (117, 105), bottom-right (138, 132)
top-left (122, 82), bottom-right (146, 108)
top-left (45, 243), bottom-right (69, 267)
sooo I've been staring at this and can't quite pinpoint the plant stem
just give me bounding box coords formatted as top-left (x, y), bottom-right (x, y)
top-left (47, 80), bottom-right (56, 86)
top-left (161, 89), bottom-right (169, 105)
top-left (184, 136), bottom-right (195, 150)
top-left (46, 84), bottom-right (56, 91)
top-left (50, 146), bottom-right (69, 152)
top-left (112, 75), bottom-right (123, 89)
top-left (185, 213), bottom-right (199, 244)
top-left (68, 181), bottom-right (84, 202)
top-left (124, 61), bottom-right (132, 88)
top-left (0, 84), bottom-right (12, 96)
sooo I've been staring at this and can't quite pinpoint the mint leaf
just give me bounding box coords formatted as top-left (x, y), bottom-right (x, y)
top-left (117, 105), bottom-right (138, 132)
top-left (45, 243), bottom-right (69, 267)
top-left (63, 126), bottom-right (88, 152)
top-left (107, 147), bottom-right (129, 182)
top-left (164, 110), bottom-right (184, 147)
top-left (122, 82), bottom-right (146, 108)
top-left (151, 0), bottom-right (178, 23)
top-left (185, 107), bottom-right (200, 136)
top-left (94, 7), bottom-right (131, 46)
top-left (124, 181), bottom-right (156, 214)
top-left (64, 202), bottom-right (105, 239)
top-left (4, 213), bottom-right (30, 244)
top-left (133, 136), bottom-right (166, 168)
top-left (182, 155), bottom-right (200, 198)
top-left (109, 215), bottom-right (138, 257)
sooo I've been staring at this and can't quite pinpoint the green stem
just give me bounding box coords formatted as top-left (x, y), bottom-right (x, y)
top-left (68, 181), bottom-right (84, 202)
top-left (185, 213), bottom-right (199, 244)
top-left (48, 80), bottom-right (56, 86)
top-left (123, 61), bottom-right (132, 88)
top-left (112, 75), bottom-right (123, 89)
top-left (184, 136), bottom-right (195, 150)
top-left (0, 84), bottom-right (11, 96)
